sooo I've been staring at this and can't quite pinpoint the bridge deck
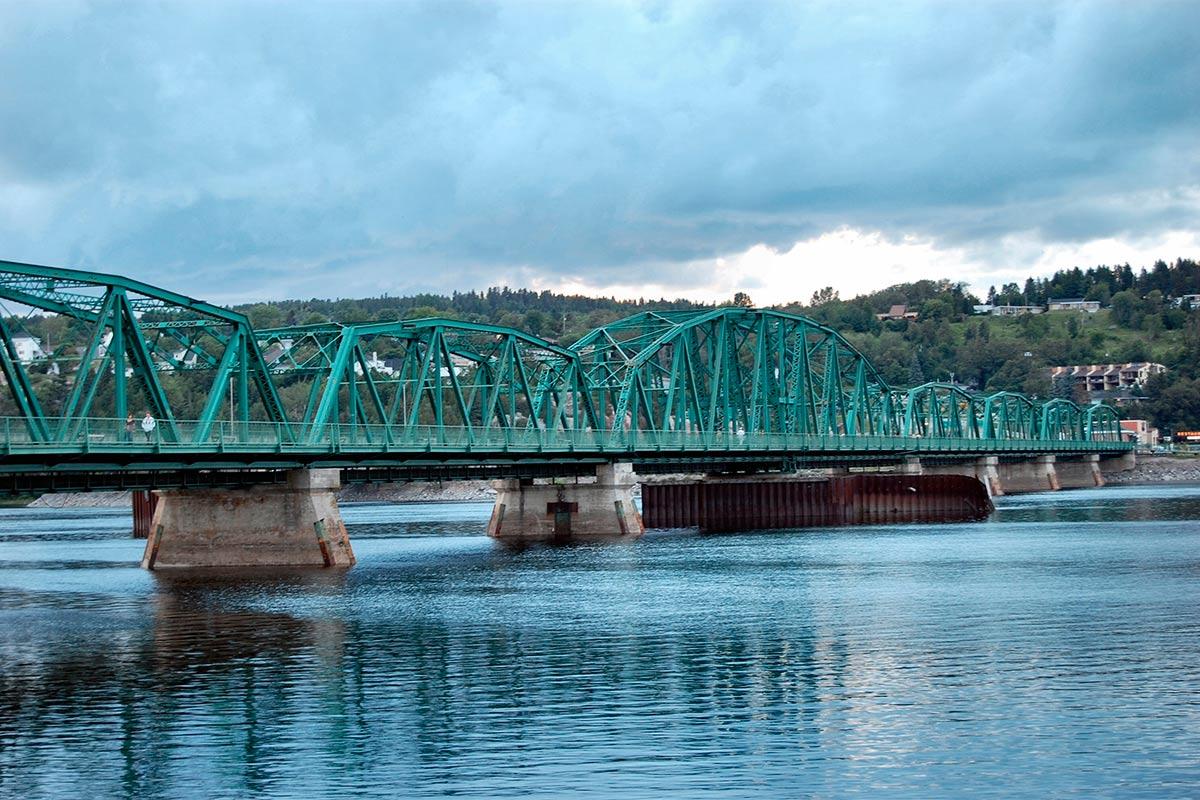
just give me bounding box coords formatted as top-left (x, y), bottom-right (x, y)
top-left (0, 418), bottom-right (1130, 462)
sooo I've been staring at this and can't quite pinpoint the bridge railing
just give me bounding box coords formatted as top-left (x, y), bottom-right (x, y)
top-left (0, 416), bottom-right (1134, 455)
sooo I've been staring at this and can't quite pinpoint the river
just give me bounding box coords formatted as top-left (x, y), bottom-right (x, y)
top-left (1, 485), bottom-right (1198, 798)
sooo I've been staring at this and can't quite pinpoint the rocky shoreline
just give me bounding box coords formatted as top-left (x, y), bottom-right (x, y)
top-left (337, 481), bottom-right (496, 504)
top-left (1102, 455), bottom-right (1200, 485)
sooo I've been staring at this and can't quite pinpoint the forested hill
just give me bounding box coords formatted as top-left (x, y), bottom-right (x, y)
top-left (236, 286), bottom-right (708, 344)
top-left (233, 257), bottom-right (1200, 432)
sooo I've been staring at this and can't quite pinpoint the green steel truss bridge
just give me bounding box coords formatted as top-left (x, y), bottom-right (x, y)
top-left (0, 260), bottom-right (1130, 492)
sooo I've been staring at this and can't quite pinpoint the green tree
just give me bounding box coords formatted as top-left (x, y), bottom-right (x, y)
top-left (524, 310), bottom-right (551, 336)
top-left (810, 287), bottom-right (838, 306)
top-left (246, 303), bottom-right (285, 329)
top-left (1117, 339), bottom-right (1150, 362)
top-left (1139, 374), bottom-right (1200, 432)
top-left (1110, 290), bottom-right (1141, 327)
top-left (1143, 313), bottom-right (1164, 340)
top-left (921, 297), bottom-right (952, 321)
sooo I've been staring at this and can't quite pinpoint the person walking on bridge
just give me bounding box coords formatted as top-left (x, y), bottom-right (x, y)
top-left (140, 411), bottom-right (157, 443)
top-left (124, 414), bottom-right (136, 443)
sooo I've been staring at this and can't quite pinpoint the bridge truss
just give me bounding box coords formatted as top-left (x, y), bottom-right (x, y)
top-left (0, 261), bottom-right (1126, 469)
top-left (257, 319), bottom-right (597, 445)
top-left (0, 260), bottom-right (288, 444)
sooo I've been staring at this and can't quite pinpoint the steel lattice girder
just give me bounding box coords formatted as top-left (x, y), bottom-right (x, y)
top-left (903, 382), bottom-right (985, 438)
top-left (981, 391), bottom-right (1040, 439)
top-left (0, 260), bottom-right (290, 442)
top-left (1084, 403), bottom-right (1122, 441)
top-left (569, 308), bottom-right (899, 437)
top-left (256, 318), bottom-right (599, 444)
top-left (0, 260), bottom-right (1128, 453)
top-left (1041, 398), bottom-right (1086, 441)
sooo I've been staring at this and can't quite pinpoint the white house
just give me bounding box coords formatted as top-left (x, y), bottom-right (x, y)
top-left (357, 351), bottom-right (396, 377)
top-left (1047, 298), bottom-right (1101, 312)
top-left (989, 304), bottom-right (1043, 316)
top-left (1176, 294), bottom-right (1200, 309)
top-left (11, 335), bottom-right (43, 363)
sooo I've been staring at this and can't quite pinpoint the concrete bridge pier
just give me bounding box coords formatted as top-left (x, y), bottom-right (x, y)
top-left (488, 463), bottom-right (644, 545)
top-left (975, 457), bottom-right (1004, 496)
top-left (916, 454), bottom-right (1110, 495)
top-left (996, 455), bottom-right (1060, 494)
top-left (141, 469), bottom-right (355, 569)
top-left (905, 457), bottom-right (1004, 496)
top-left (1055, 455), bottom-right (1105, 489)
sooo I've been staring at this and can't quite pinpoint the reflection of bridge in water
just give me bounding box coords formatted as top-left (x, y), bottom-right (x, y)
top-left (0, 260), bottom-right (1134, 568)
top-left (0, 563), bottom-right (862, 797)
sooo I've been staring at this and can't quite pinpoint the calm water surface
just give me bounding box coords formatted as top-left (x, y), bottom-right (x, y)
top-left (1, 484), bottom-right (1198, 798)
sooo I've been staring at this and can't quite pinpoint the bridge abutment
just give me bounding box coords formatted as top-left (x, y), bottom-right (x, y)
top-left (141, 469), bottom-right (355, 569)
top-left (487, 463), bottom-right (644, 544)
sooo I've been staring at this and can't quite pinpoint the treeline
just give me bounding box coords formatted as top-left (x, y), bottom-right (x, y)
top-left (226, 257), bottom-right (1200, 431)
top-left (988, 258), bottom-right (1200, 306)
top-left (238, 287), bottom-right (707, 344)
top-left (787, 259), bottom-right (1200, 433)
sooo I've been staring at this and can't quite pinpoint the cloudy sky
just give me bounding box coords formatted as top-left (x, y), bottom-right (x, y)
top-left (1, 0), bottom-right (1197, 305)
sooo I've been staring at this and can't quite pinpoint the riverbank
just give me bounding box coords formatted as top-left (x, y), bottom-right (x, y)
top-left (1104, 455), bottom-right (1200, 485)
top-left (26, 481), bottom-right (501, 508)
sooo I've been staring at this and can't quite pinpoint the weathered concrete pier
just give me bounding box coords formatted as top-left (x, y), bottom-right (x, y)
top-left (142, 469), bottom-right (354, 569)
top-left (488, 463), bottom-right (643, 544)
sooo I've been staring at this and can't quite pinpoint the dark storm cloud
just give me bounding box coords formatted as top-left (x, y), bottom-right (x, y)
top-left (0, 0), bottom-right (1196, 300)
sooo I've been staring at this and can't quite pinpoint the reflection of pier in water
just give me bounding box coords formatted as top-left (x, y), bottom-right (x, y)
top-left (0, 563), bottom-right (880, 796)
top-left (0, 570), bottom-right (350, 796)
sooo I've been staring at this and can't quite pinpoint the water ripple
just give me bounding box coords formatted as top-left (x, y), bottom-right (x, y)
top-left (0, 487), bottom-right (1198, 798)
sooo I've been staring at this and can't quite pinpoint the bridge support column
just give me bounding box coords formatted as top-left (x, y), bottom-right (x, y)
top-left (918, 457), bottom-right (1003, 497)
top-left (488, 463), bottom-right (643, 544)
top-left (975, 457), bottom-right (1003, 497)
top-left (1056, 455), bottom-right (1105, 489)
top-left (997, 455), bottom-right (1060, 494)
top-left (141, 469), bottom-right (355, 569)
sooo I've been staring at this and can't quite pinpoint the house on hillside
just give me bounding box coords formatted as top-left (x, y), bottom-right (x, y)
top-left (1175, 293), bottom-right (1200, 309)
top-left (1049, 362), bottom-right (1167, 406)
top-left (989, 304), bottom-right (1043, 316)
top-left (875, 304), bottom-right (919, 321)
top-left (1047, 298), bottom-right (1101, 312)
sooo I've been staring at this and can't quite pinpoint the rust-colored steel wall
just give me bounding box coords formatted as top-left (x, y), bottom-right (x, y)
top-left (132, 490), bottom-right (158, 539)
top-left (642, 474), bottom-right (992, 532)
